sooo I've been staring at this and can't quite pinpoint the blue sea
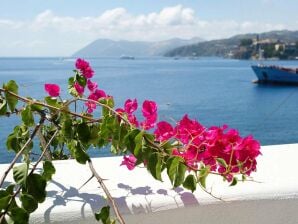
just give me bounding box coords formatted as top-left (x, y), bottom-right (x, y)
top-left (1, 57), bottom-right (298, 163)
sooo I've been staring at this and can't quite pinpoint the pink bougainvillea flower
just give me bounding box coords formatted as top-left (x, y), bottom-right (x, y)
top-left (224, 128), bottom-right (241, 145)
top-left (75, 58), bottom-right (94, 79)
top-left (74, 82), bottom-right (84, 96)
top-left (171, 148), bottom-right (199, 169)
top-left (115, 106), bottom-right (139, 126)
top-left (44, 83), bottom-right (60, 97)
top-left (84, 90), bottom-right (107, 114)
top-left (115, 108), bottom-right (125, 115)
top-left (87, 80), bottom-right (98, 92)
top-left (141, 114), bottom-right (157, 130)
top-left (174, 115), bottom-right (205, 144)
top-left (85, 93), bottom-right (98, 113)
top-left (88, 92), bottom-right (98, 101)
top-left (85, 100), bottom-right (97, 113)
top-left (234, 136), bottom-right (261, 175)
top-left (115, 108), bottom-right (125, 122)
top-left (94, 89), bottom-right (106, 99)
top-left (124, 99), bottom-right (138, 114)
top-left (154, 121), bottom-right (174, 141)
top-left (128, 114), bottom-right (139, 127)
top-left (142, 100), bottom-right (157, 119)
top-left (121, 154), bottom-right (137, 170)
top-left (83, 66), bottom-right (95, 79)
top-left (140, 100), bottom-right (158, 130)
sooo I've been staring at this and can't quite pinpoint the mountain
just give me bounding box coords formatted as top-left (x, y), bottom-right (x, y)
top-left (72, 37), bottom-right (204, 57)
top-left (164, 30), bottom-right (298, 57)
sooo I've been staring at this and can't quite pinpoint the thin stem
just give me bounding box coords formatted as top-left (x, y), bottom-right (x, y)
top-left (0, 116), bottom-right (45, 188)
top-left (199, 183), bottom-right (225, 202)
top-left (0, 88), bottom-right (97, 122)
top-left (29, 129), bottom-right (59, 174)
top-left (77, 98), bottom-right (132, 126)
top-left (87, 159), bottom-right (126, 224)
top-left (37, 127), bottom-right (52, 161)
top-left (75, 100), bottom-right (77, 119)
top-left (143, 135), bottom-right (163, 152)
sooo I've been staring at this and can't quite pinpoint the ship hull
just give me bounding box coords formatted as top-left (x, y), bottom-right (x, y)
top-left (252, 65), bottom-right (298, 84)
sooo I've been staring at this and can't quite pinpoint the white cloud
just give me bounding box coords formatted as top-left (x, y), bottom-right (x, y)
top-left (0, 5), bottom-right (296, 56)
top-left (144, 5), bottom-right (195, 26)
top-left (26, 5), bottom-right (294, 40)
top-left (0, 19), bottom-right (23, 29)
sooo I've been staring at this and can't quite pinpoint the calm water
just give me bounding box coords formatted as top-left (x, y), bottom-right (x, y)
top-left (1, 57), bottom-right (298, 163)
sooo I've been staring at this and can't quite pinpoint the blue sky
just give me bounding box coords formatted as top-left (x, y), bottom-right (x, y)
top-left (0, 0), bottom-right (297, 56)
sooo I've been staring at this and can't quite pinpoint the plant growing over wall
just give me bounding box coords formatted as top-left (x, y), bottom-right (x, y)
top-left (0, 59), bottom-right (261, 224)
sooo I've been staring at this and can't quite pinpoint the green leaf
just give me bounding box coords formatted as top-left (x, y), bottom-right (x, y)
top-left (229, 177), bottom-right (238, 186)
top-left (4, 80), bottom-right (18, 112)
top-left (68, 87), bottom-right (78, 97)
top-left (110, 144), bottom-right (117, 154)
top-left (216, 158), bottom-right (228, 168)
top-left (20, 193), bottom-right (38, 213)
top-left (6, 185), bottom-right (15, 195)
top-left (10, 207), bottom-right (29, 224)
top-left (4, 185), bottom-right (18, 213)
top-left (6, 125), bottom-right (32, 153)
top-left (75, 73), bottom-right (87, 87)
top-left (21, 106), bottom-right (34, 127)
top-left (0, 98), bottom-right (7, 115)
top-left (13, 164), bottom-right (28, 187)
top-left (74, 144), bottom-right (90, 164)
top-left (68, 77), bottom-right (75, 86)
top-left (88, 125), bottom-right (99, 145)
top-left (26, 174), bottom-right (46, 203)
top-left (42, 161), bottom-right (56, 181)
top-left (68, 77), bottom-right (78, 96)
top-left (147, 153), bottom-right (162, 181)
top-left (173, 162), bottom-right (187, 188)
top-left (44, 96), bottom-right (58, 107)
top-left (95, 206), bottom-right (110, 224)
top-left (30, 102), bottom-right (43, 112)
top-left (133, 131), bottom-right (143, 156)
top-left (0, 190), bottom-right (11, 211)
top-left (183, 174), bottom-right (197, 192)
top-left (100, 98), bottom-right (115, 117)
top-left (198, 166), bottom-right (210, 189)
top-left (101, 97), bottom-right (114, 109)
top-left (61, 117), bottom-right (73, 140)
top-left (124, 129), bottom-right (141, 153)
top-left (77, 122), bottom-right (91, 144)
top-left (6, 133), bottom-right (20, 153)
top-left (166, 157), bottom-right (182, 185)
top-left (143, 133), bottom-right (155, 142)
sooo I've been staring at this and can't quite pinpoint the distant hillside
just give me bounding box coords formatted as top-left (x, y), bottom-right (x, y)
top-left (72, 37), bottom-right (203, 57)
top-left (164, 30), bottom-right (298, 57)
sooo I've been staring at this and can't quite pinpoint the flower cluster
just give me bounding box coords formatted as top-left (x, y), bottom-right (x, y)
top-left (116, 99), bottom-right (157, 130)
top-left (43, 59), bottom-right (261, 183)
top-left (122, 114), bottom-right (261, 181)
top-left (165, 116), bottom-right (261, 179)
top-left (75, 58), bottom-right (94, 79)
top-left (44, 58), bottom-right (107, 113)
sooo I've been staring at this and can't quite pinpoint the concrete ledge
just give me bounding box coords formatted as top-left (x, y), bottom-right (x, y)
top-left (1, 144), bottom-right (298, 224)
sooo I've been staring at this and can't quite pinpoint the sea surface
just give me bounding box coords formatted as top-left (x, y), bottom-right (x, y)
top-left (1, 57), bottom-right (298, 163)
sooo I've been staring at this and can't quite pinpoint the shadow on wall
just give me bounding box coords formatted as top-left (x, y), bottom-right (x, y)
top-left (42, 180), bottom-right (200, 222)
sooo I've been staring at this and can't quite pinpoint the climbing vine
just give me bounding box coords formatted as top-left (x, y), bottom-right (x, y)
top-left (0, 59), bottom-right (261, 224)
